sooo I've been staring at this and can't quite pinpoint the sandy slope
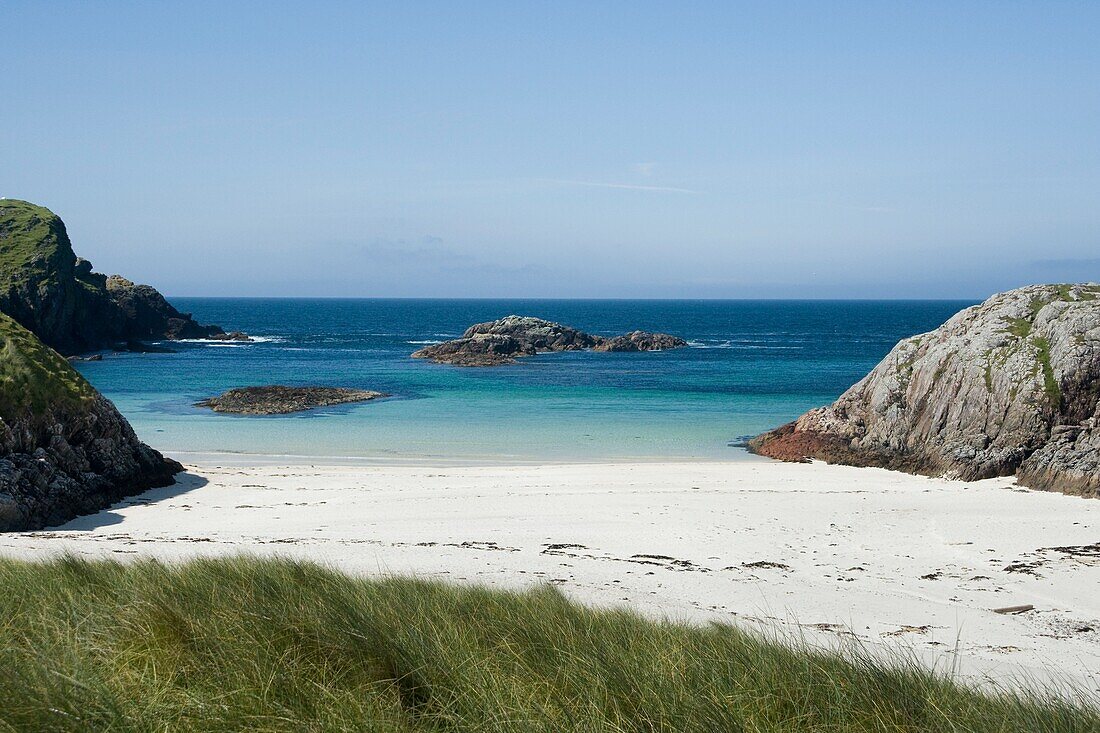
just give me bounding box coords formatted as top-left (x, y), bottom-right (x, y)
top-left (1, 458), bottom-right (1097, 692)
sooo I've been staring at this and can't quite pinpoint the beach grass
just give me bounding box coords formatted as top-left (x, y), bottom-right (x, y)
top-left (0, 556), bottom-right (1096, 732)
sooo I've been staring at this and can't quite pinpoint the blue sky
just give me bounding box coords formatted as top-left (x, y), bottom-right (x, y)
top-left (2, 1), bottom-right (1098, 298)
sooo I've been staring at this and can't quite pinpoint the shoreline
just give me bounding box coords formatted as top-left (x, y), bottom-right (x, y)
top-left (162, 448), bottom-right (771, 467)
top-left (2, 457), bottom-right (1097, 693)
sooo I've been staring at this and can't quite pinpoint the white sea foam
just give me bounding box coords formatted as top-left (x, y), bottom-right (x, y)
top-left (688, 340), bottom-right (802, 350)
top-left (175, 335), bottom-right (286, 345)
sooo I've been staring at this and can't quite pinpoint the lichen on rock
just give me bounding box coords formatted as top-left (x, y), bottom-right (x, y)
top-left (749, 284), bottom-right (1100, 497)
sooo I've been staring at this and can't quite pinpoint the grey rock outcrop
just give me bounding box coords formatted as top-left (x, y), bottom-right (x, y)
top-left (412, 315), bottom-right (687, 366)
top-left (592, 331), bottom-right (688, 352)
top-left (196, 386), bottom-right (388, 415)
top-left (0, 312), bottom-right (181, 531)
top-left (411, 334), bottom-right (532, 366)
top-left (105, 275), bottom-right (234, 341)
top-left (463, 316), bottom-right (601, 351)
top-left (749, 284), bottom-right (1100, 497)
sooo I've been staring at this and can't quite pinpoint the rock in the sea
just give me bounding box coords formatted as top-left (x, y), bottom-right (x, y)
top-left (105, 275), bottom-right (227, 341)
top-left (412, 315), bottom-right (686, 366)
top-left (195, 386), bottom-right (388, 415)
top-left (213, 331), bottom-right (252, 342)
top-left (0, 312), bottom-right (181, 531)
top-left (411, 334), bottom-right (533, 366)
top-left (0, 200), bottom-right (244, 354)
top-left (749, 284), bottom-right (1100, 498)
top-left (592, 330), bottom-right (688, 352)
top-left (412, 316), bottom-right (599, 366)
top-left (463, 315), bottom-right (601, 350)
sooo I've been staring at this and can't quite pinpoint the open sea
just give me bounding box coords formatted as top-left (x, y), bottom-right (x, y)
top-left (73, 299), bottom-right (971, 463)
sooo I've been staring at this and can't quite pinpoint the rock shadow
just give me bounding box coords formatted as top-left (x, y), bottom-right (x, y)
top-left (46, 470), bottom-right (210, 531)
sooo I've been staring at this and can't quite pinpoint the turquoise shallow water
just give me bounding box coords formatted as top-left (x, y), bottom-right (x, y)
top-left (73, 299), bottom-right (971, 463)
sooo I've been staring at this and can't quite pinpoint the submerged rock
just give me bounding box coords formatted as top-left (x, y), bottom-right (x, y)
top-left (412, 315), bottom-right (686, 366)
top-left (592, 331), bottom-right (688, 352)
top-left (749, 284), bottom-right (1100, 498)
top-left (0, 200), bottom-right (245, 354)
top-left (0, 312), bottom-right (181, 531)
top-left (196, 386), bottom-right (388, 415)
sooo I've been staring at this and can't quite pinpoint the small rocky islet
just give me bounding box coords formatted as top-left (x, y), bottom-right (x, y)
top-left (411, 315), bottom-right (688, 366)
top-left (749, 283), bottom-right (1100, 498)
top-left (196, 386), bottom-right (389, 415)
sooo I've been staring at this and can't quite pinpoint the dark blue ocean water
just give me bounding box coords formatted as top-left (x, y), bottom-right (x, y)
top-left (73, 299), bottom-right (971, 462)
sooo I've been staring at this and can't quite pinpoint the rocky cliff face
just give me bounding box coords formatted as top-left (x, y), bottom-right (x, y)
top-left (104, 275), bottom-right (226, 341)
top-left (749, 284), bottom-right (1100, 498)
top-left (0, 312), bottom-right (181, 530)
top-left (412, 316), bottom-right (687, 366)
top-left (0, 200), bottom-right (239, 354)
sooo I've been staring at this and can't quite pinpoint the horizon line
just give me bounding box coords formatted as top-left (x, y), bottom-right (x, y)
top-left (164, 294), bottom-right (984, 302)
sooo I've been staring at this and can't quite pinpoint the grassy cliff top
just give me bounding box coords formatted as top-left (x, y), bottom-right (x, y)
top-left (0, 311), bottom-right (96, 421)
top-left (0, 199), bottom-right (73, 290)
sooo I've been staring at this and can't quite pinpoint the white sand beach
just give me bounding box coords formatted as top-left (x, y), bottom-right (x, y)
top-left (2, 458), bottom-right (1097, 692)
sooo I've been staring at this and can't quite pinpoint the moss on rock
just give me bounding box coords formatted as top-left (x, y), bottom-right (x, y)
top-left (0, 312), bottom-right (96, 421)
top-left (0, 313), bottom-right (181, 530)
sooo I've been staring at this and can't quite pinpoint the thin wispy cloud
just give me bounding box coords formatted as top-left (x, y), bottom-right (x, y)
top-left (538, 178), bottom-right (700, 194)
top-left (1030, 257), bottom-right (1100, 269)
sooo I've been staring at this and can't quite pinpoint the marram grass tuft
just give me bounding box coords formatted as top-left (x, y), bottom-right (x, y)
top-left (0, 555), bottom-right (1096, 732)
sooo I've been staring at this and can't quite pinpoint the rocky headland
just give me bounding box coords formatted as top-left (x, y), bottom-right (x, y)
top-left (411, 316), bottom-right (687, 366)
top-left (0, 199), bottom-right (245, 354)
top-left (0, 312), bottom-right (181, 531)
top-left (749, 284), bottom-right (1100, 498)
top-left (195, 386), bottom-right (388, 415)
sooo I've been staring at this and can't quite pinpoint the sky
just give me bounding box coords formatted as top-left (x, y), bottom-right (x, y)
top-left (2, 1), bottom-right (1098, 299)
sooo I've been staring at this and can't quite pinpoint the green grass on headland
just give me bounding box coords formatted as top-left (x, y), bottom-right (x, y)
top-left (0, 311), bottom-right (97, 420)
top-left (0, 199), bottom-right (69, 290)
top-left (0, 556), bottom-right (1096, 732)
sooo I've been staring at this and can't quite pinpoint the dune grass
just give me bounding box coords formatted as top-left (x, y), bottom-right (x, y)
top-left (0, 556), bottom-right (1096, 732)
